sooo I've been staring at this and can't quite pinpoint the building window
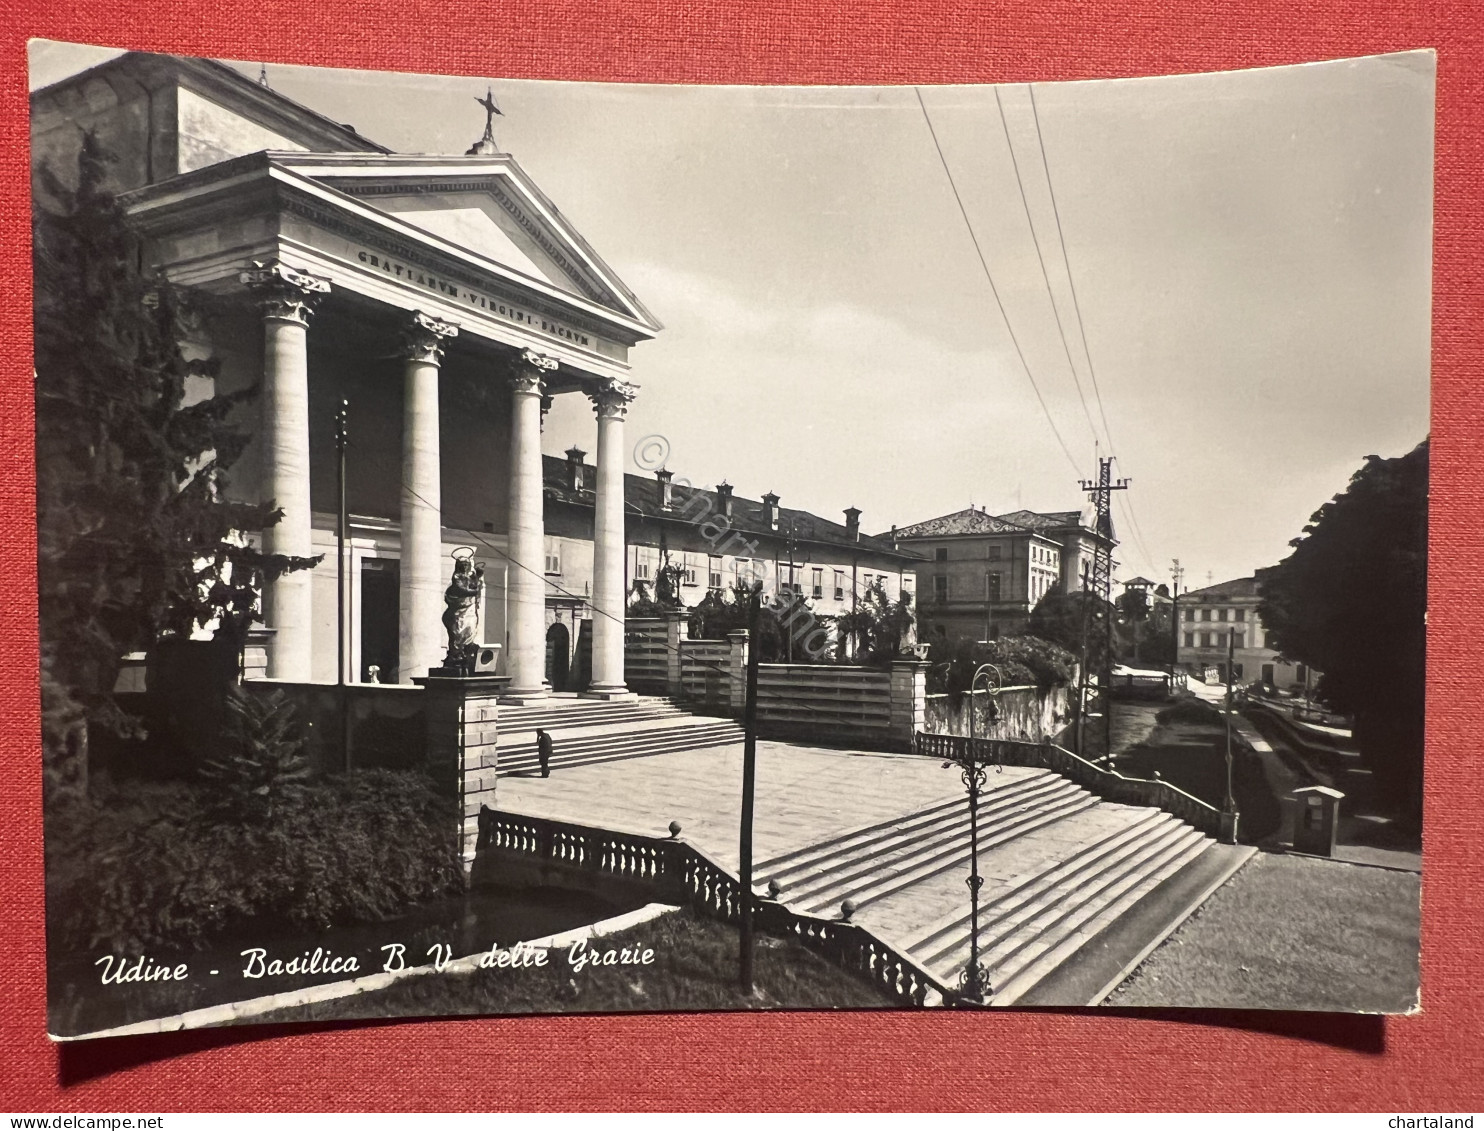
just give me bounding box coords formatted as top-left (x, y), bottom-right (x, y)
top-left (1235, 608), bottom-right (1246, 622)
top-left (1184, 632), bottom-right (1195, 648)
top-left (812, 568), bottom-right (823, 599)
top-left (834, 570), bottom-right (845, 600)
top-left (987, 572), bottom-right (1001, 602)
top-left (708, 555), bottom-right (723, 590)
top-left (1201, 609), bottom-right (1212, 622)
top-left (1218, 608), bottom-right (1229, 622)
top-left (1184, 608), bottom-right (1194, 622)
top-left (634, 552), bottom-right (650, 580)
top-left (1201, 631), bottom-right (1213, 647)
top-left (1265, 632), bottom-right (1275, 649)
top-left (934, 547), bottom-right (948, 562)
top-left (934, 575), bottom-right (949, 603)
top-left (545, 544), bottom-right (562, 575)
top-left (988, 545), bottom-right (1002, 560)
top-left (682, 562), bottom-right (698, 586)
top-left (1232, 632), bottom-right (1245, 649)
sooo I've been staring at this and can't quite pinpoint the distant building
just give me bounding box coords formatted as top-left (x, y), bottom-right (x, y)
top-left (887, 505), bottom-right (1114, 648)
top-left (1176, 576), bottom-right (1310, 688)
top-left (540, 457), bottom-right (923, 682)
top-left (1121, 576), bottom-right (1171, 606)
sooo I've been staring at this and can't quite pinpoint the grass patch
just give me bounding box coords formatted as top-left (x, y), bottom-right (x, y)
top-left (1107, 851), bottom-right (1419, 1012)
top-left (254, 908), bottom-right (896, 1024)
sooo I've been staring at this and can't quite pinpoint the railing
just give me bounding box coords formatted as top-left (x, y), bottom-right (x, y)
top-left (913, 733), bottom-right (1224, 838)
top-left (477, 806), bottom-right (949, 1007)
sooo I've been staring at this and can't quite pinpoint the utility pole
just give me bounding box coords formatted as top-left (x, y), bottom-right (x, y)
top-left (335, 398), bottom-right (350, 772)
top-left (738, 586), bottom-right (761, 995)
top-left (1074, 559), bottom-right (1091, 758)
top-left (1169, 559), bottom-right (1184, 692)
top-left (1079, 457), bottom-right (1128, 761)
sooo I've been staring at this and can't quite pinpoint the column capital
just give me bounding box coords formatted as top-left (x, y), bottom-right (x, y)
top-left (588, 377), bottom-right (639, 419)
top-left (400, 310), bottom-right (460, 365)
top-left (511, 349), bottom-right (558, 395)
top-left (240, 259), bottom-right (331, 326)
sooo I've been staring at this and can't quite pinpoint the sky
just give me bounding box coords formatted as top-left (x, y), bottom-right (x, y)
top-left (29, 42), bottom-right (1434, 590)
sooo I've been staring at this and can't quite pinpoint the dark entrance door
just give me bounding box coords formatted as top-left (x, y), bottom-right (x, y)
top-left (361, 557), bottom-right (399, 682)
top-left (546, 621), bottom-right (571, 692)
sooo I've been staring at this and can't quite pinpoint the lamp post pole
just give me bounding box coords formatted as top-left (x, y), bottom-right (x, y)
top-left (1224, 626), bottom-right (1236, 815)
top-left (335, 398), bottom-right (350, 773)
top-left (953, 661), bottom-right (1002, 1005)
top-left (738, 585), bottom-right (761, 995)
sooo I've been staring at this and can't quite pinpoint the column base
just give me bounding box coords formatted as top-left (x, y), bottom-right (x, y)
top-left (499, 688), bottom-right (550, 705)
top-left (581, 686), bottom-right (639, 702)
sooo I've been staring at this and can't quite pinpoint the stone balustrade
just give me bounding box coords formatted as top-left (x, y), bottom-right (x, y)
top-left (913, 732), bottom-right (1225, 839)
top-left (476, 805), bottom-right (948, 1007)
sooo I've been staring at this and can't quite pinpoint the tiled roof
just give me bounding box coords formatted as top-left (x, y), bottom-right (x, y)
top-left (889, 508), bottom-right (1035, 538)
top-left (543, 456), bottom-right (921, 560)
top-left (996, 508), bottom-right (1085, 531)
top-left (1185, 576), bottom-right (1261, 599)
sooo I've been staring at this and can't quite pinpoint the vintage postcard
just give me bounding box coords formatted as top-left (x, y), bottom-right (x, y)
top-left (28, 42), bottom-right (1430, 1037)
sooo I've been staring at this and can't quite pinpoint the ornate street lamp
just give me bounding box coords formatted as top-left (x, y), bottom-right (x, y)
top-left (941, 661), bottom-right (1004, 1005)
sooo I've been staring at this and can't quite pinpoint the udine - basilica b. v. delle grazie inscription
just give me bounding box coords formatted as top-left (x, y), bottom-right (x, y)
top-left (93, 939), bottom-right (658, 985)
top-left (354, 249), bottom-right (597, 347)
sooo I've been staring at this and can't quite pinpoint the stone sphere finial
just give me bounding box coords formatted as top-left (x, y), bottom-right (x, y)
top-left (668, 820), bottom-right (683, 838)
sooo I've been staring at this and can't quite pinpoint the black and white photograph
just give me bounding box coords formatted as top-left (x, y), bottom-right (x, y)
top-left (28, 41), bottom-right (1430, 1039)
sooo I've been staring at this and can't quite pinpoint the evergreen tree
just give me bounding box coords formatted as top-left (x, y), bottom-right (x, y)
top-left (33, 134), bottom-right (317, 798)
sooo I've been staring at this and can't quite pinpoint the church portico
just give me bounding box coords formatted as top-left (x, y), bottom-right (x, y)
top-left (107, 69), bottom-right (661, 692)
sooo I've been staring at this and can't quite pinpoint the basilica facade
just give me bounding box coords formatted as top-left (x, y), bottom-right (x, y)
top-left (32, 52), bottom-right (663, 700)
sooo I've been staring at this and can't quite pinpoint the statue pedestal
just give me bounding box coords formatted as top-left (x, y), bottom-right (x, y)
top-left (413, 673), bottom-right (506, 871)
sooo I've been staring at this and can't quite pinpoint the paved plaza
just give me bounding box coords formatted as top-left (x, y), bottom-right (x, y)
top-left (494, 739), bottom-right (1012, 872)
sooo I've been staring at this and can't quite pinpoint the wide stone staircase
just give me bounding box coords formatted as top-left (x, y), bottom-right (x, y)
top-left (754, 766), bottom-right (1240, 1005)
top-left (893, 805), bottom-right (1216, 1005)
top-left (755, 774), bottom-right (1100, 917)
top-left (495, 696), bottom-right (744, 777)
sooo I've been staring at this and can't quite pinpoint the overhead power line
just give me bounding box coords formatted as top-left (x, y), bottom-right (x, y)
top-left (914, 86), bottom-right (1084, 479)
top-left (1027, 84), bottom-right (1120, 460)
top-left (994, 86), bottom-right (1101, 456)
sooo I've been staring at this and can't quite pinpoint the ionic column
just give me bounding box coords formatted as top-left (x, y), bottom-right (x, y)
top-left (505, 350), bottom-right (557, 699)
top-left (241, 259), bottom-right (330, 681)
top-left (398, 311), bottom-right (459, 683)
top-left (587, 378), bottom-right (638, 699)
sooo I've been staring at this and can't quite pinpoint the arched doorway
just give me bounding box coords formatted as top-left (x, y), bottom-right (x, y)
top-left (545, 621), bottom-right (571, 692)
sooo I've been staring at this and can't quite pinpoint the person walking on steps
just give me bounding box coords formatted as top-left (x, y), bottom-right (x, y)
top-left (537, 728), bottom-right (553, 778)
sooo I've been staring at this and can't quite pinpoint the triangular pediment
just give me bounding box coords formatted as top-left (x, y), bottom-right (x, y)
top-left (269, 154), bottom-right (660, 332)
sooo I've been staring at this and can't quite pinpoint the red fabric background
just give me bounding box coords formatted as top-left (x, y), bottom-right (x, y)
top-left (1, 0), bottom-right (1479, 1113)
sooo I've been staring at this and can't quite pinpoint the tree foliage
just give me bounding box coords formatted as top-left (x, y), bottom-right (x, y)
top-left (928, 634), bottom-right (1077, 699)
top-left (686, 581), bottom-right (823, 664)
top-left (198, 688), bottom-right (313, 824)
top-left (33, 134), bottom-right (317, 797)
top-left (834, 579), bottom-right (916, 667)
top-left (1257, 439), bottom-right (1428, 822)
top-left (1028, 585), bottom-right (1115, 672)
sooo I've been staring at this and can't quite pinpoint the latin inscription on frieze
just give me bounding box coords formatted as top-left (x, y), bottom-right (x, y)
top-left (354, 249), bottom-right (594, 348)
